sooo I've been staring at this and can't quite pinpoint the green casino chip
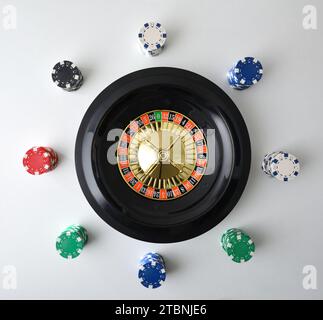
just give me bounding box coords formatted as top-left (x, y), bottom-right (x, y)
top-left (66, 225), bottom-right (88, 244)
top-left (56, 226), bottom-right (88, 259)
top-left (221, 229), bottom-right (255, 263)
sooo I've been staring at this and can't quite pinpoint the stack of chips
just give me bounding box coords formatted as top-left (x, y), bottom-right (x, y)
top-left (23, 146), bottom-right (58, 175)
top-left (52, 60), bottom-right (84, 91)
top-left (138, 252), bottom-right (166, 288)
top-left (261, 151), bottom-right (300, 182)
top-left (227, 57), bottom-right (263, 90)
top-left (56, 225), bottom-right (88, 259)
top-left (138, 22), bottom-right (167, 56)
top-left (221, 228), bottom-right (255, 263)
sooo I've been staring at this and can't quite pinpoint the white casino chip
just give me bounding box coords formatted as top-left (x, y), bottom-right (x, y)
top-left (138, 22), bottom-right (167, 56)
top-left (269, 152), bottom-right (300, 182)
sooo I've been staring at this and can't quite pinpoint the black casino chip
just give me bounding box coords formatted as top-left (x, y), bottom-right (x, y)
top-left (52, 60), bottom-right (83, 91)
top-left (75, 67), bottom-right (251, 243)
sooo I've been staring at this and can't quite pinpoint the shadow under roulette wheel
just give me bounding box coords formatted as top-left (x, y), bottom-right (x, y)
top-left (75, 67), bottom-right (251, 243)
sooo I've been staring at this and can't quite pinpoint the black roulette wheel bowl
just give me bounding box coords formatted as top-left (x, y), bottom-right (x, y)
top-left (75, 67), bottom-right (251, 243)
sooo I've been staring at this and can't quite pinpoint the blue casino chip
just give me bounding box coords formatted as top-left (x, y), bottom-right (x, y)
top-left (138, 259), bottom-right (166, 289)
top-left (227, 70), bottom-right (250, 90)
top-left (227, 57), bottom-right (263, 90)
top-left (139, 252), bottom-right (164, 265)
top-left (233, 57), bottom-right (263, 86)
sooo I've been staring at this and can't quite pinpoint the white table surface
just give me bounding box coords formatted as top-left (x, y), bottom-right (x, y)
top-left (0, 0), bottom-right (322, 300)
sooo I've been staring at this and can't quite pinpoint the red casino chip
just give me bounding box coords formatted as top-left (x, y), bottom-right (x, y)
top-left (23, 146), bottom-right (58, 175)
top-left (45, 147), bottom-right (59, 169)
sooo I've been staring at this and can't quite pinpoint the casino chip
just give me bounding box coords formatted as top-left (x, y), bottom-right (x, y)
top-left (139, 252), bottom-right (164, 265)
top-left (138, 253), bottom-right (166, 288)
top-left (261, 151), bottom-right (300, 182)
top-left (221, 228), bottom-right (255, 263)
top-left (227, 57), bottom-right (263, 90)
top-left (56, 225), bottom-right (88, 259)
top-left (261, 151), bottom-right (281, 176)
top-left (138, 22), bottom-right (167, 56)
top-left (52, 61), bottom-right (83, 91)
top-left (23, 146), bottom-right (58, 175)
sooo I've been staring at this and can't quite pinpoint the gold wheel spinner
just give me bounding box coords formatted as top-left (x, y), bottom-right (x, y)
top-left (117, 110), bottom-right (208, 200)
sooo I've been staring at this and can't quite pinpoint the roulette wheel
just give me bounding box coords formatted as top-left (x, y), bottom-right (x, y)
top-left (75, 67), bottom-right (251, 243)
